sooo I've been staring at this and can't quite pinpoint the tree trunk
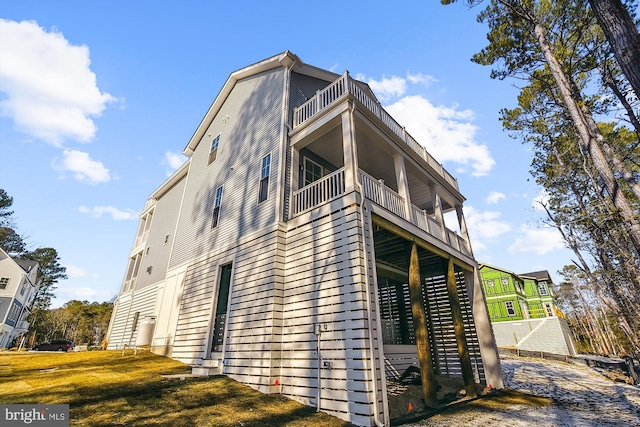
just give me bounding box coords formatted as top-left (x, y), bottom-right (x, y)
top-left (533, 22), bottom-right (640, 256)
top-left (589, 0), bottom-right (640, 100)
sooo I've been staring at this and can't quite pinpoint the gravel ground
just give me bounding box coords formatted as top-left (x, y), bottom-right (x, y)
top-left (404, 355), bottom-right (640, 426)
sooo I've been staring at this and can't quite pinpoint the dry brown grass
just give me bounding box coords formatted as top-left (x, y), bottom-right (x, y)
top-left (0, 350), bottom-right (352, 427)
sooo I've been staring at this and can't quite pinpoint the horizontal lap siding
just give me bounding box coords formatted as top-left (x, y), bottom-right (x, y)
top-left (281, 206), bottom-right (376, 424)
top-left (171, 259), bottom-right (216, 362)
top-left (106, 285), bottom-right (158, 349)
top-left (169, 68), bottom-right (284, 271)
top-left (135, 176), bottom-right (186, 290)
top-left (171, 228), bottom-right (284, 383)
top-left (224, 228), bottom-right (284, 389)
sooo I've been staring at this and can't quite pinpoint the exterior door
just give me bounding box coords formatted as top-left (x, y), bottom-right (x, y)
top-left (211, 263), bottom-right (232, 354)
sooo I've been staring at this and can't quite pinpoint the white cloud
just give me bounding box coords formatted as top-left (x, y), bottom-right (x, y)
top-left (78, 205), bottom-right (138, 220)
top-left (464, 206), bottom-right (512, 239)
top-left (407, 72), bottom-right (437, 87)
top-left (385, 95), bottom-right (495, 176)
top-left (355, 70), bottom-right (495, 176)
top-left (508, 225), bottom-right (565, 255)
top-left (53, 149), bottom-right (111, 184)
top-left (356, 73), bottom-right (407, 102)
top-left (0, 19), bottom-right (116, 145)
top-left (163, 151), bottom-right (188, 176)
top-left (486, 191), bottom-right (506, 205)
top-left (64, 264), bottom-right (99, 279)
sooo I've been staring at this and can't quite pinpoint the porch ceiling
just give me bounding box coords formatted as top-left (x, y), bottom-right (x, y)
top-left (373, 225), bottom-right (446, 277)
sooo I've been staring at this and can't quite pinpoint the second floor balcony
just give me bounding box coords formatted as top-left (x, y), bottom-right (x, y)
top-left (289, 72), bottom-right (473, 259)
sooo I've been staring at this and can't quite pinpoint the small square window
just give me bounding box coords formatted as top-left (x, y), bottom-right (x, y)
top-left (487, 279), bottom-right (494, 287)
top-left (0, 277), bottom-right (9, 289)
top-left (209, 134), bottom-right (221, 164)
top-left (501, 278), bottom-right (509, 286)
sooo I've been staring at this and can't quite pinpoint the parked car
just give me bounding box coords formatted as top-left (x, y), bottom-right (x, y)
top-left (33, 340), bottom-right (75, 352)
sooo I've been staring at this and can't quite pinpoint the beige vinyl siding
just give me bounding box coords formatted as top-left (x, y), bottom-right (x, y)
top-left (280, 204), bottom-right (379, 425)
top-left (169, 68), bottom-right (284, 270)
top-left (171, 225), bottom-right (284, 379)
top-left (135, 176), bottom-right (187, 290)
top-left (106, 284), bottom-right (158, 349)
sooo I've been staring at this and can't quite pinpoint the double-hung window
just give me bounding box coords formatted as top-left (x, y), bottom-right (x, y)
top-left (212, 186), bottom-right (223, 228)
top-left (209, 134), bottom-right (221, 164)
top-left (258, 154), bottom-right (271, 203)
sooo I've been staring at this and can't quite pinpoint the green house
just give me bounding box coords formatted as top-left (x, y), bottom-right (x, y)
top-left (479, 264), bottom-right (559, 322)
top-left (478, 264), bottom-right (576, 356)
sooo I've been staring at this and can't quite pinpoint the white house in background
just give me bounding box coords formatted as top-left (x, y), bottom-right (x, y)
top-left (105, 51), bottom-right (503, 426)
top-left (0, 248), bottom-right (39, 349)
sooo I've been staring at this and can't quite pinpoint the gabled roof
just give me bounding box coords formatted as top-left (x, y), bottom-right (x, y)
top-left (520, 270), bottom-right (552, 282)
top-left (15, 258), bottom-right (38, 273)
top-left (183, 51), bottom-right (340, 156)
top-left (479, 263), bottom-right (553, 283)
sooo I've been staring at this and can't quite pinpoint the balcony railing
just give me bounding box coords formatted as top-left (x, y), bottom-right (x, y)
top-left (358, 170), bottom-right (408, 221)
top-left (291, 168), bottom-right (346, 216)
top-left (290, 168), bottom-right (470, 257)
top-left (293, 72), bottom-right (459, 191)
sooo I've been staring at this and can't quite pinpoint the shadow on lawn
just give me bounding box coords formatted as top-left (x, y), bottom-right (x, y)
top-left (0, 352), bottom-right (351, 427)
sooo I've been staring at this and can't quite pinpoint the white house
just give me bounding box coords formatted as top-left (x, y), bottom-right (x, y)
top-left (0, 248), bottom-right (39, 349)
top-left (106, 51), bottom-right (503, 426)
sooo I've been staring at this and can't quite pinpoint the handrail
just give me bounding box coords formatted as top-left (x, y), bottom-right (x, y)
top-left (291, 168), bottom-right (346, 216)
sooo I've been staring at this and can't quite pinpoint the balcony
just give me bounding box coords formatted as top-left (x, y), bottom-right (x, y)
top-left (290, 167), bottom-right (471, 257)
top-left (293, 72), bottom-right (459, 192)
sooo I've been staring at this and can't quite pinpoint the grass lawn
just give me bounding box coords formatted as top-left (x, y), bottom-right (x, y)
top-left (0, 350), bottom-right (353, 427)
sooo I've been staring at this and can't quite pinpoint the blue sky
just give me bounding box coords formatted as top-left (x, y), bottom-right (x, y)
top-left (0, 1), bottom-right (573, 308)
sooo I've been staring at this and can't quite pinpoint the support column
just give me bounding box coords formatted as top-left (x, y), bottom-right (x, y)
top-left (290, 148), bottom-right (300, 193)
top-left (470, 266), bottom-right (504, 389)
top-left (341, 108), bottom-right (358, 193)
top-left (455, 204), bottom-right (473, 256)
top-left (446, 258), bottom-right (478, 398)
top-left (429, 183), bottom-right (447, 241)
top-left (408, 242), bottom-right (438, 408)
top-left (394, 154), bottom-right (412, 221)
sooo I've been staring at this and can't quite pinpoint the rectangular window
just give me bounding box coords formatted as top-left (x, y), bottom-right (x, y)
top-left (258, 153), bottom-right (271, 203)
top-left (304, 158), bottom-right (324, 186)
top-left (544, 303), bottom-right (553, 317)
top-left (538, 283), bottom-right (548, 295)
top-left (164, 234), bottom-right (170, 245)
top-left (20, 285), bottom-right (26, 296)
top-left (209, 134), bottom-right (221, 164)
top-left (211, 186), bottom-right (223, 228)
top-left (0, 277), bottom-right (8, 289)
top-left (505, 300), bottom-right (516, 317)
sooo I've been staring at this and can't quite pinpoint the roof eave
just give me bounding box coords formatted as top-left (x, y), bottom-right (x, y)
top-left (183, 51), bottom-right (302, 156)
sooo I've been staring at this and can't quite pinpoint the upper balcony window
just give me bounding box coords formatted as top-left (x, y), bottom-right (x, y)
top-left (304, 158), bottom-right (325, 186)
